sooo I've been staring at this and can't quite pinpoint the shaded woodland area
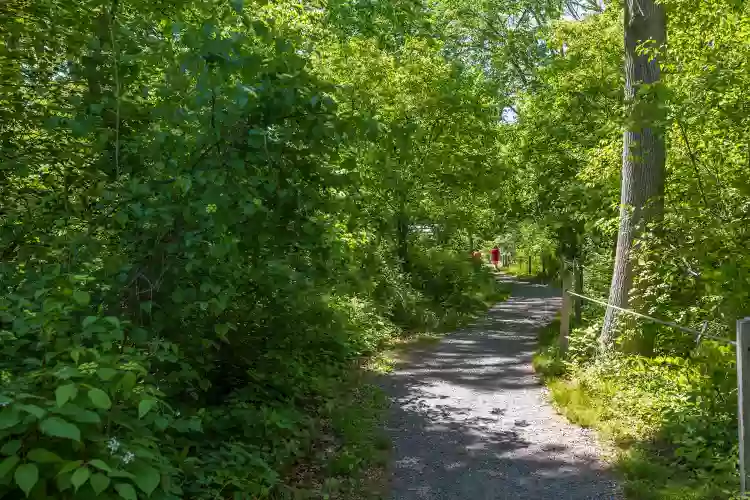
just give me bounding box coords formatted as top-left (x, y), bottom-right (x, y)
top-left (1, 0), bottom-right (749, 498)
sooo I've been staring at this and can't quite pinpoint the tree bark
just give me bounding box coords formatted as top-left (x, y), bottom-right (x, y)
top-left (600, 0), bottom-right (666, 348)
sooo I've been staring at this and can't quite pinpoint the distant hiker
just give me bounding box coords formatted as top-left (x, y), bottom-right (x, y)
top-left (490, 246), bottom-right (500, 270)
top-left (471, 250), bottom-right (483, 265)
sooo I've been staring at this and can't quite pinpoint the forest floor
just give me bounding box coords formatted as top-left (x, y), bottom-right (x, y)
top-left (381, 274), bottom-right (621, 499)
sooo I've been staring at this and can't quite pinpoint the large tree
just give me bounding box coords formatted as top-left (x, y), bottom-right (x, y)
top-left (599, 0), bottom-right (667, 347)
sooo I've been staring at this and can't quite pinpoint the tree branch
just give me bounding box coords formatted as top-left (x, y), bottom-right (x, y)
top-left (675, 119), bottom-right (708, 208)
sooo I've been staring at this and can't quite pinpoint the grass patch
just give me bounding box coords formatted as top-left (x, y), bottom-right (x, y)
top-left (545, 369), bottom-right (739, 499)
top-left (532, 321), bottom-right (741, 499)
top-left (503, 260), bottom-right (532, 278)
top-left (500, 257), bottom-right (557, 283)
top-left (547, 378), bottom-right (602, 430)
top-left (531, 318), bottom-right (568, 380)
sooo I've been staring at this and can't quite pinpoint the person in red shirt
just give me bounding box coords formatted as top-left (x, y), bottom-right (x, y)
top-left (490, 246), bottom-right (500, 270)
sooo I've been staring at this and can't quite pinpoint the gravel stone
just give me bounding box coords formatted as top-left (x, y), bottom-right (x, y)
top-left (382, 275), bottom-right (622, 500)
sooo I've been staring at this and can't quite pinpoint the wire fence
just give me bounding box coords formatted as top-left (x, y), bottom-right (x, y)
top-left (554, 265), bottom-right (749, 495)
top-left (565, 290), bottom-right (736, 346)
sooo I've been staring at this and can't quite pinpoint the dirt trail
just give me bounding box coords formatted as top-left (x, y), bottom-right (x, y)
top-left (382, 274), bottom-right (620, 500)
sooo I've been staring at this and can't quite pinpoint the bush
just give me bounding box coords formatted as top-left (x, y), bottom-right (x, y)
top-left (545, 339), bottom-right (739, 499)
top-left (406, 247), bottom-right (504, 328)
top-left (0, 0), bottom-right (512, 495)
top-left (0, 237), bottom-right (501, 498)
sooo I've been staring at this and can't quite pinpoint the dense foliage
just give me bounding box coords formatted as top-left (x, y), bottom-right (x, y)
top-left (515, 0), bottom-right (750, 497)
top-left (2, 0), bottom-right (748, 497)
top-left (0, 0), bottom-right (509, 498)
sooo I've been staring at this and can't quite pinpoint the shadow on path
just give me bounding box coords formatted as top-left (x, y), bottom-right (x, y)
top-left (382, 275), bottom-right (620, 500)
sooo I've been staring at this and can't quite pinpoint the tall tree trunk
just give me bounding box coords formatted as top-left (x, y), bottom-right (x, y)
top-left (600, 0), bottom-right (666, 348)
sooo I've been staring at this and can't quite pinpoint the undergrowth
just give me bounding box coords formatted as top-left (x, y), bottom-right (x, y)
top-left (286, 260), bottom-right (508, 499)
top-left (0, 241), bottom-right (505, 499)
top-left (500, 257), bottom-right (560, 286)
top-left (534, 316), bottom-right (740, 499)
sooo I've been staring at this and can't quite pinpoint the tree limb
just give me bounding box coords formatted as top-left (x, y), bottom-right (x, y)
top-left (675, 119), bottom-right (709, 208)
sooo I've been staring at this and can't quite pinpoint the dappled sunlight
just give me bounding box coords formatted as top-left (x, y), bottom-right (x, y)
top-left (382, 277), bottom-right (620, 499)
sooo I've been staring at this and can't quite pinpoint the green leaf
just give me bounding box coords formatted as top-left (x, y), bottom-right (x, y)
top-left (71, 467), bottom-right (90, 491)
top-left (83, 316), bottom-right (97, 328)
top-left (133, 464), bottom-right (160, 496)
top-left (57, 460), bottom-right (83, 476)
top-left (14, 463), bottom-right (38, 497)
top-left (70, 408), bottom-right (102, 424)
top-left (120, 372), bottom-right (137, 394)
top-left (115, 482), bottom-right (137, 500)
top-left (0, 409), bottom-right (21, 429)
top-left (154, 416), bottom-right (168, 431)
top-left (104, 316), bottom-right (120, 328)
top-left (90, 472), bottom-right (111, 495)
top-left (88, 388), bottom-right (112, 410)
top-left (0, 455), bottom-right (19, 478)
top-left (17, 404), bottom-right (46, 419)
top-left (109, 469), bottom-right (136, 479)
top-left (72, 290), bottom-right (90, 306)
top-left (53, 365), bottom-right (80, 380)
top-left (55, 384), bottom-right (78, 407)
top-left (53, 403), bottom-right (101, 424)
top-left (88, 459), bottom-right (112, 473)
top-left (40, 417), bottom-right (81, 442)
top-left (1, 440), bottom-right (21, 456)
top-left (214, 323), bottom-right (230, 338)
top-left (114, 211), bottom-right (128, 226)
top-left (56, 471), bottom-right (72, 492)
top-left (97, 368), bottom-right (118, 381)
top-left (27, 448), bottom-right (62, 463)
top-left (138, 399), bottom-right (157, 419)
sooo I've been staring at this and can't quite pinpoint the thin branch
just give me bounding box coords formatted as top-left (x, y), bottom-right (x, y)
top-left (565, 2), bottom-right (582, 20)
top-left (675, 119), bottom-right (708, 208)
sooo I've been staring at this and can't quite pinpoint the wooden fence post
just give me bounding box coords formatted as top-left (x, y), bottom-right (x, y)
top-left (559, 264), bottom-right (572, 352)
top-left (737, 318), bottom-right (750, 496)
top-left (574, 259), bottom-right (583, 325)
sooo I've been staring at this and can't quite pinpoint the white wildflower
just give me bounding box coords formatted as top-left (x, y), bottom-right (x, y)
top-left (121, 451), bottom-right (135, 465)
top-left (107, 437), bottom-right (120, 454)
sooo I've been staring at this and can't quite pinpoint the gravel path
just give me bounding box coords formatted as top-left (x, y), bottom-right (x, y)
top-left (383, 274), bottom-right (621, 500)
